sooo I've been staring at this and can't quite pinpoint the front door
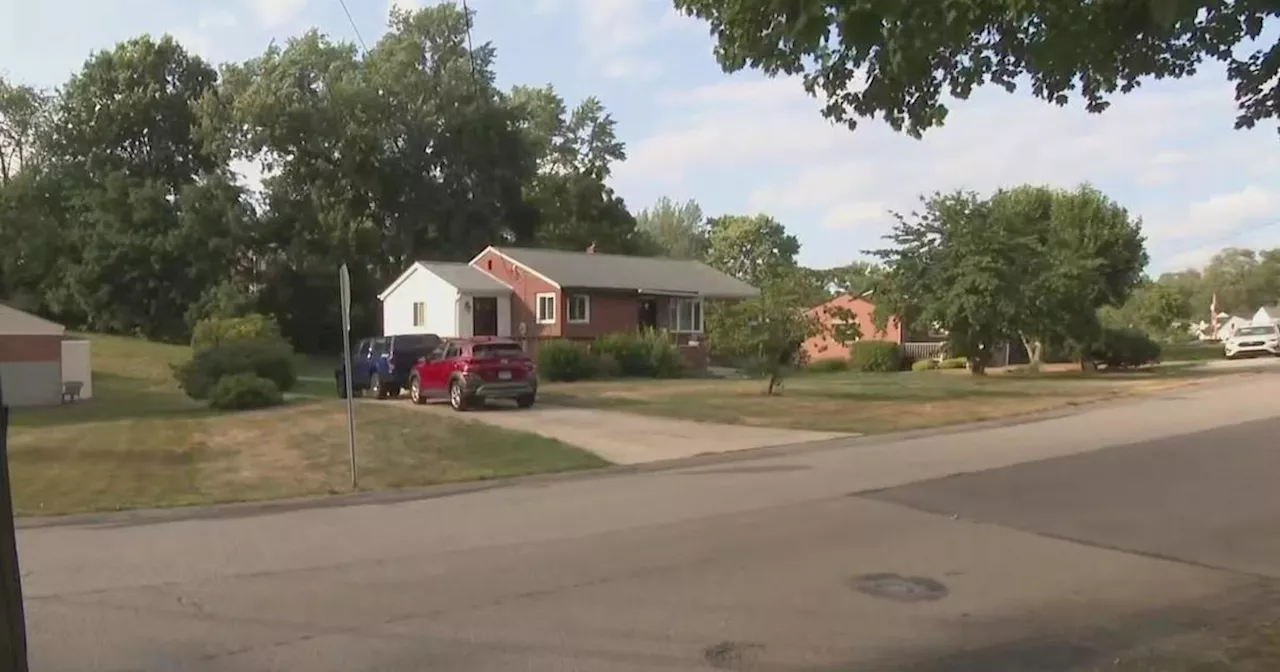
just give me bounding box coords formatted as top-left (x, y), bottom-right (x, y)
top-left (638, 298), bottom-right (659, 330)
top-left (473, 297), bottom-right (499, 336)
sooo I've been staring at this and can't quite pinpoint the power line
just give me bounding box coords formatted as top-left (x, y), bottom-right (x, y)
top-left (336, 0), bottom-right (369, 55)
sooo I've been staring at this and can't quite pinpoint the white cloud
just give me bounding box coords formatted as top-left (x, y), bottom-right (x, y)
top-left (246, 0), bottom-right (308, 29)
top-left (170, 10), bottom-right (241, 60)
top-left (388, 0), bottom-right (420, 16)
top-left (616, 64), bottom-right (1280, 269)
top-left (537, 0), bottom-right (697, 80)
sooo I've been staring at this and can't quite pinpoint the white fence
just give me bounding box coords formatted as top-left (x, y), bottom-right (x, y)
top-left (61, 339), bottom-right (93, 399)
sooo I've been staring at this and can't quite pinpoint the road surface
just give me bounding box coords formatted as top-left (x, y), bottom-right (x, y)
top-left (19, 371), bottom-right (1280, 671)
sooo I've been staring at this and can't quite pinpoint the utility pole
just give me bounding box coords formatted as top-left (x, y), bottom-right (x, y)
top-left (0, 374), bottom-right (29, 671)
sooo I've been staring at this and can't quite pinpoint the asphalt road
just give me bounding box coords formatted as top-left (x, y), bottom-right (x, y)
top-left (19, 371), bottom-right (1280, 672)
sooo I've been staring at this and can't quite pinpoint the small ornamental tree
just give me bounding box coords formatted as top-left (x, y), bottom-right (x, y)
top-left (709, 269), bottom-right (826, 395)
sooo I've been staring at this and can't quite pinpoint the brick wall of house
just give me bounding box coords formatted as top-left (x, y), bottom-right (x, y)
top-left (562, 291), bottom-right (638, 340)
top-left (802, 295), bottom-right (903, 362)
top-left (471, 249), bottom-right (560, 338)
top-left (0, 335), bottom-right (62, 362)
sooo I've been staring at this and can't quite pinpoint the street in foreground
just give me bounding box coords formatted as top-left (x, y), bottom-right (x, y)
top-left (19, 371), bottom-right (1280, 671)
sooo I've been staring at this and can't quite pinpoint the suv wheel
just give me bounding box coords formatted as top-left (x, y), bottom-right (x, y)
top-left (516, 394), bottom-right (535, 409)
top-left (449, 380), bottom-right (469, 411)
top-left (409, 376), bottom-right (426, 405)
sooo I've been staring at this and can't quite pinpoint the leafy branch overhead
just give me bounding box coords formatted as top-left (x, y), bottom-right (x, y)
top-left (672, 0), bottom-right (1279, 137)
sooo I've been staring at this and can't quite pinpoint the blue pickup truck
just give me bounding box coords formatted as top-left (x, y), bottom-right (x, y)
top-left (335, 333), bottom-right (442, 399)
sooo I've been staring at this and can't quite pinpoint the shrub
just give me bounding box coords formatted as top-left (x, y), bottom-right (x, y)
top-left (807, 357), bottom-right (850, 373)
top-left (593, 332), bottom-right (652, 376)
top-left (1089, 327), bottom-right (1162, 369)
top-left (536, 340), bottom-right (596, 381)
top-left (208, 373), bottom-right (283, 411)
top-left (938, 357), bottom-right (968, 370)
top-left (911, 359), bottom-right (938, 372)
top-left (592, 352), bottom-right (621, 378)
top-left (849, 340), bottom-right (903, 373)
top-left (592, 330), bottom-right (684, 378)
top-left (173, 337), bottom-right (297, 400)
top-left (191, 313), bottom-right (282, 351)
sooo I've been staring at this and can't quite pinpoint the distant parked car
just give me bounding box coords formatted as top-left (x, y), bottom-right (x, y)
top-left (335, 333), bottom-right (442, 399)
top-left (407, 337), bottom-right (537, 411)
top-left (1223, 325), bottom-right (1280, 359)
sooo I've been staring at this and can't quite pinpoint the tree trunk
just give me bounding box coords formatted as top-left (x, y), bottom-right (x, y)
top-left (1020, 334), bottom-right (1043, 371)
top-left (765, 370), bottom-right (779, 396)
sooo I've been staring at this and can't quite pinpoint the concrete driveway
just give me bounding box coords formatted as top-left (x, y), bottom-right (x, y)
top-left (20, 371), bottom-right (1280, 671)
top-left (392, 403), bottom-right (850, 464)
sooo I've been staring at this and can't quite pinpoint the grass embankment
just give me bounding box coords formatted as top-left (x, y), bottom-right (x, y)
top-left (541, 363), bottom-right (1222, 434)
top-left (7, 334), bottom-right (606, 516)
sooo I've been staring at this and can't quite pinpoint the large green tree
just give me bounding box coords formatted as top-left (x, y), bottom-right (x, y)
top-left (0, 77), bottom-right (49, 185)
top-left (704, 213), bottom-right (801, 288)
top-left (987, 184), bottom-right (1147, 367)
top-left (510, 86), bottom-right (642, 253)
top-left (635, 196), bottom-right (709, 259)
top-left (19, 36), bottom-right (250, 340)
top-left (873, 191), bottom-right (1029, 373)
top-left (672, 0), bottom-right (1279, 137)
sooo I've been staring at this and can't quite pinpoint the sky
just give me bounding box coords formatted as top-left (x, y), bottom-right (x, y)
top-left (2, 0), bottom-right (1279, 275)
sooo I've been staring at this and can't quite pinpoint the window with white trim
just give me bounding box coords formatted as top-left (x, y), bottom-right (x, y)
top-left (535, 293), bottom-right (557, 324)
top-left (668, 297), bottom-right (703, 333)
top-left (567, 294), bottom-right (590, 323)
top-left (412, 301), bottom-right (426, 327)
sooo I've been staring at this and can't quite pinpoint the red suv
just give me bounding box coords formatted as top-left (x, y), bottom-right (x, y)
top-left (407, 337), bottom-right (537, 411)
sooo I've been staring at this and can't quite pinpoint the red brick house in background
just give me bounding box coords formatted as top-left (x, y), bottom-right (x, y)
top-left (801, 293), bottom-right (904, 362)
top-left (378, 245), bottom-right (759, 369)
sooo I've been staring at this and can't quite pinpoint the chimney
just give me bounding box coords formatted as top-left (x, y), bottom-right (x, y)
top-left (586, 242), bottom-right (596, 254)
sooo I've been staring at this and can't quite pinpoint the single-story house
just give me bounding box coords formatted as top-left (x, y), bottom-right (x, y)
top-left (1, 303), bottom-right (66, 407)
top-left (801, 293), bottom-right (903, 363)
top-left (378, 245), bottom-right (759, 369)
top-left (1216, 315), bottom-right (1254, 341)
top-left (1252, 304), bottom-right (1280, 326)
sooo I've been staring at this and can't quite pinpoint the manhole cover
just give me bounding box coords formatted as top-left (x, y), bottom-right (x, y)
top-left (703, 641), bottom-right (764, 669)
top-left (851, 573), bottom-right (949, 602)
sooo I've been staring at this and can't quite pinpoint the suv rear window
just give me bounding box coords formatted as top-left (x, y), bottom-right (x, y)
top-left (393, 334), bottom-right (441, 353)
top-left (471, 343), bottom-right (526, 359)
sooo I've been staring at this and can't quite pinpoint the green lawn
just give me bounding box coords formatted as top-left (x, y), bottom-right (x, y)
top-left (541, 364), bottom-right (1223, 434)
top-left (7, 334), bottom-right (606, 516)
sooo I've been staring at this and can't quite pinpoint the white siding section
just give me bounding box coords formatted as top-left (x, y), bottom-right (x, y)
top-left (61, 339), bottom-right (93, 399)
top-left (381, 266), bottom-right (461, 337)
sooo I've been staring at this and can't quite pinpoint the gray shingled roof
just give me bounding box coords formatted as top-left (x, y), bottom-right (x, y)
top-left (419, 262), bottom-right (511, 293)
top-left (0, 302), bottom-right (65, 336)
top-left (493, 247), bottom-right (759, 299)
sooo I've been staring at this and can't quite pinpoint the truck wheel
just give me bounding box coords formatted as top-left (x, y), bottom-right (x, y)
top-left (370, 373), bottom-right (388, 400)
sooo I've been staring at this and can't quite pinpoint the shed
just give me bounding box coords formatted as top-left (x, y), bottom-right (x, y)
top-left (0, 303), bottom-right (66, 407)
top-left (377, 261), bottom-right (513, 338)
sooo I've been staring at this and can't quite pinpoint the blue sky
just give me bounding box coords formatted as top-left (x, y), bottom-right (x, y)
top-left (3, 0), bottom-right (1279, 274)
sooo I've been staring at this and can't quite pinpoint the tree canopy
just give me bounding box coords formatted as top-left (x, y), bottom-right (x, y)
top-left (0, 3), bottom-right (655, 351)
top-left (672, 0), bottom-right (1280, 138)
top-left (872, 184), bottom-right (1147, 372)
